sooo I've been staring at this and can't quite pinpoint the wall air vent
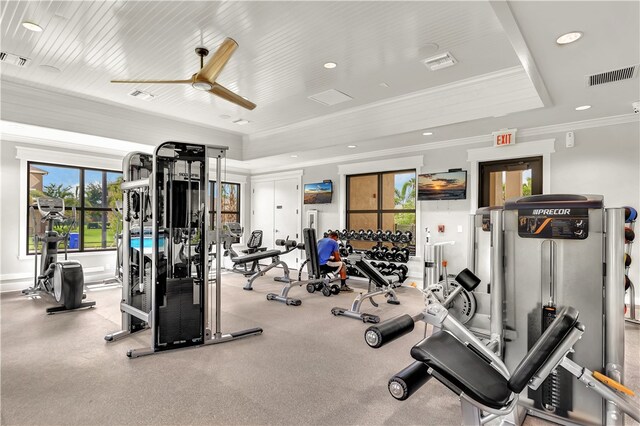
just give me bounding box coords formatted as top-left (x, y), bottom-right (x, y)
top-left (422, 52), bottom-right (457, 71)
top-left (0, 52), bottom-right (31, 67)
top-left (586, 65), bottom-right (638, 86)
top-left (128, 89), bottom-right (155, 101)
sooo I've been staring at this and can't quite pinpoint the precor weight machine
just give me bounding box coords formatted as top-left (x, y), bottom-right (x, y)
top-left (105, 142), bottom-right (262, 357)
top-left (501, 194), bottom-right (628, 425)
top-left (23, 197), bottom-right (95, 314)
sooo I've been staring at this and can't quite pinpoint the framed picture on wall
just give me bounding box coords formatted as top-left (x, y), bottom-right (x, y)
top-left (418, 170), bottom-right (467, 201)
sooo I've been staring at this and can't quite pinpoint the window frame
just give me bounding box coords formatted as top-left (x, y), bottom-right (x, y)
top-left (345, 169), bottom-right (416, 244)
top-left (209, 181), bottom-right (241, 228)
top-left (26, 161), bottom-right (123, 255)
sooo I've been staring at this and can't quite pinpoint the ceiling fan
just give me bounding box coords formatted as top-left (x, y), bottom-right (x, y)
top-left (111, 37), bottom-right (256, 110)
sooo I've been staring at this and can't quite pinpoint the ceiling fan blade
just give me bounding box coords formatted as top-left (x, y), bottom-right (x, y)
top-left (196, 38), bottom-right (238, 83)
top-left (209, 83), bottom-right (256, 110)
top-left (111, 79), bottom-right (192, 84)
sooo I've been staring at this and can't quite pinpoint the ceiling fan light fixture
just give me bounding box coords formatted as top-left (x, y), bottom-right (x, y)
top-left (192, 81), bottom-right (213, 91)
top-left (22, 21), bottom-right (43, 32)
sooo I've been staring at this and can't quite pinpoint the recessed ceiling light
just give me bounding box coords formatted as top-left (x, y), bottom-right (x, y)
top-left (219, 114), bottom-right (231, 119)
top-left (379, 82), bottom-right (389, 88)
top-left (324, 62), bottom-right (337, 69)
top-left (233, 119), bottom-right (250, 125)
top-left (22, 21), bottom-right (43, 32)
top-left (575, 105), bottom-right (591, 111)
top-left (347, 145), bottom-right (357, 148)
top-left (290, 155), bottom-right (298, 158)
top-left (556, 31), bottom-right (583, 45)
top-left (39, 64), bottom-right (61, 73)
top-left (422, 132), bottom-right (433, 136)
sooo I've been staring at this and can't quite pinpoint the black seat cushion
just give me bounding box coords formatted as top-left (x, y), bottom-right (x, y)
top-left (508, 306), bottom-right (579, 393)
top-left (231, 249), bottom-right (281, 265)
top-left (411, 332), bottom-right (512, 410)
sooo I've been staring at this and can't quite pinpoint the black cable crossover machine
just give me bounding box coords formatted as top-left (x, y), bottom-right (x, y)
top-left (105, 142), bottom-right (262, 357)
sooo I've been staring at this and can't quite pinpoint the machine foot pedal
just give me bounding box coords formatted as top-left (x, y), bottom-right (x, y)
top-left (285, 298), bottom-right (302, 306)
top-left (387, 300), bottom-right (400, 305)
top-left (362, 313), bottom-right (380, 324)
top-left (331, 307), bottom-right (345, 316)
top-left (243, 286), bottom-right (253, 291)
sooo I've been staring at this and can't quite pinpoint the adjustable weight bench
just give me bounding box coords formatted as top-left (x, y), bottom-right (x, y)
top-left (380, 306), bottom-right (640, 425)
top-left (233, 239), bottom-right (298, 291)
top-left (266, 228), bottom-right (341, 305)
top-left (330, 255), bottom-right (401, 323)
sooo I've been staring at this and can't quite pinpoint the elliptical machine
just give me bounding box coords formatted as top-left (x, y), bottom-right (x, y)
top-left (23, 197), bottom-right (95, 314)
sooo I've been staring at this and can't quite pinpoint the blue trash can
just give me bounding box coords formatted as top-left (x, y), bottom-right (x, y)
top-left (69, 233), bottom-right (79, 249)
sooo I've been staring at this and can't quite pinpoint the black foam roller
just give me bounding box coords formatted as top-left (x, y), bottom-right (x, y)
top-left (364, 314), bottom-right (415, 348)
top-left (388, 361), bottom-right (432, 400)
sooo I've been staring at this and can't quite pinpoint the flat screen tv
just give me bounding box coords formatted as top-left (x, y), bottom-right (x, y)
top-left (304, 182), bottom-right (333, 204)
top-left (418, 171), bottom-right (467, 201)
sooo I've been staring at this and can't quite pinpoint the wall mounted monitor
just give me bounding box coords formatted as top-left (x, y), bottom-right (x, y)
top-left (418, 170), bottom-right (467, 201)
top-left (304, 182), bottom-right (333, 204)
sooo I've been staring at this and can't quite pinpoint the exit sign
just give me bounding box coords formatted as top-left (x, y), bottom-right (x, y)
top-left (493, 128), bottom-right (517, 147)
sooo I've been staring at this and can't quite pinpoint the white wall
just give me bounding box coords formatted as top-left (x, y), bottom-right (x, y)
top-left (285, 121), bottom-right (640, 300)
top-left (0, 140), bottom-right (122, 291)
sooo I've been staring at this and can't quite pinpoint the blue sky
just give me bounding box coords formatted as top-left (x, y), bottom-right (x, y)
top-left (36, 165), bottom-right (121, 188)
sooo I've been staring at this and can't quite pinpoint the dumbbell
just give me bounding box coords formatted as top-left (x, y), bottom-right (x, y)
top-left (625, 253), bottom-right (632, 267)
top-left (399, 231), bottom-right (412, 243)
top-left (376, 247), bottom-right (388, 260)
top-left (383, 230), bottom-right (393, 242)
top-left (393, 230), bottom-right (403, 242)
top-left (390, 264), bottom-right (408, 282)
top-left (385, 247), bottom-right (398, 262)
top-left (394, 249), bottom-right (408, 263)
top-left (373, 230), bottom-right (384, 241)
top-left (625, 206), bottom-right (638, 223)
top-left (365, 248), bottom-right (375, 259)
top-left (376, 262), bottom-right (387, 271)
top-left (339, 248), bottom-right (350, 257)
top-left (323, 232), bottom-right (329, 238)
top-left (625, 227), bottom-right (635, 243)
top-left (346, 244), bottom-right (354, 254)
top-left (356, 229), bottom-right (365, 239)
top-left (364, 229), bottom-right (374, 240)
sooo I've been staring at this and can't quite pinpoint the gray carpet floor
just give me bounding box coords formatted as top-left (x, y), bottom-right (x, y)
top-left (1, 272), bottom-right (639, 425)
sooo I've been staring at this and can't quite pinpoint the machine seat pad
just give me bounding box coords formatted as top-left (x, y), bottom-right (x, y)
top-left (232, 249), bottom-right (281, 265)
top-left (410, 331), bottom-right (512, 410)
top-left (508, 307), bottom-right (579, 393)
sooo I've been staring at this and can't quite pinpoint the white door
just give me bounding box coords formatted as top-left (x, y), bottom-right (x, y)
top-left (274, 178), bottom-right (300, 268)
top-left (251, 181), bottom-right (275, 249)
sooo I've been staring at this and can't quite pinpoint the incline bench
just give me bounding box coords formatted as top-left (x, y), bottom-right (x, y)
top-left (330, 254), bottom-right (402, 323)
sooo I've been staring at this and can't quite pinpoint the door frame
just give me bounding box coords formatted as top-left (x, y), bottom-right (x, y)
top-left (466, 139), bottom-right (555, 212)
top-left (478, 156), bottom-right (543, 208)
top-left (250, 169), bottom-right (303, 251)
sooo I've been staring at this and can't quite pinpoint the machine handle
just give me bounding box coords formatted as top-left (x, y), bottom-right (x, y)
top-left (593, 371), bottom-right (635, 396)
top-left (388, 361), bottom-right (432, 400)
top-left (364, 314), bottom-right (416, 348)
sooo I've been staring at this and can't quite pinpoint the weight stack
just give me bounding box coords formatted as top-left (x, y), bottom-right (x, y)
top-left (158, 277), bottom-right (202, 346)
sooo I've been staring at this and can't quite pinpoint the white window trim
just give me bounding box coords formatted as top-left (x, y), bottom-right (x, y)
top-left (466, 139), bottom-right (555, 212)
top-left (16, 146), bottom-right (123, 260)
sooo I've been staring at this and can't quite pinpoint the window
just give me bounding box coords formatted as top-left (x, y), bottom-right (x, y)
top-left (209, 181), bottom-right (241, 227)
top-left (27, 162), bottom-right (123, 254)
top-left (478, 157), bottom-right (542, 207)
top-left (346, 170), bottom-right (416, 251)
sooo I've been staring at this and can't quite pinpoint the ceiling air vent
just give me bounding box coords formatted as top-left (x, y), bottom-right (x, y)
top-left (422, 52), bottom-right (457, 71)
top-left (0, 52), bottom-right (31, 67)
top-left (128, 89), bottom-right (155, 101)
top-left (308, 89), bottom-right (353, 106)
top-left (586, 65), bottom-right (638, 86)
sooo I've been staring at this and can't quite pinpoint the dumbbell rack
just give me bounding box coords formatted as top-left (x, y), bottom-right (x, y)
top-left (331, 229), bottom-right (412, 284)
top-left (624, 213), bottom-right (638, 325)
